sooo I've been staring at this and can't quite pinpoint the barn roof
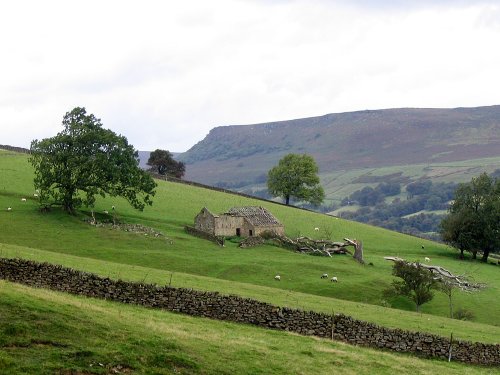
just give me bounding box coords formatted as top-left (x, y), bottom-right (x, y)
top-left (226, 206), bottom-right (282, 227)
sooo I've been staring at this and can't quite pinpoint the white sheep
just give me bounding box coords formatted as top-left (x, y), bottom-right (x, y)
top-left (103, 210), bottom-right (109, 214)
top-left (331, 276), bottom-right (338, 282)
top-left (21, 198), bottom-right (26, 202)
top-left (424, 257), bottom-right (430, 262)
top-left (7, 207), bottom-right (12, 211)
top-left (314, 227), bottom-right (320, 231)
top-left (33, 193), bottom-right (39, 197)
top-left (321, 273), bottom-right (328, 279)
top-left (274, 275), bottom-right (281, 281)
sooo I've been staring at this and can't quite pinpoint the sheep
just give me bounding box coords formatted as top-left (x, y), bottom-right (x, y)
top-left (7, 207), bottom-right (12, 211)
top-left (33, 193), bottom-right (39, 197)
top-left (21, 198), bottom-right (26, 202)
top-left (321, 273), bottom-right (328, 279)
top-left (103, 210), bottom-right (109, 214)
top-left (424, 257), bottom-right (430, 262)
top-left (331, 276), bottom-right (338, 282)
top-left (274, 275), bottom-right (281, 281)
top-left (314, 227), bottom-right (320, 231)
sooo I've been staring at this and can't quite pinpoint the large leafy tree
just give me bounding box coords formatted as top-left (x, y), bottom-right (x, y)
top-left (29, 107), bottom-right (156, 214)
top-left (440, 173), bottom-right (499, 262)
top-left (147, 149), bottom-right (185, 178)
top-left (267, 153), bottom-right (324, 206)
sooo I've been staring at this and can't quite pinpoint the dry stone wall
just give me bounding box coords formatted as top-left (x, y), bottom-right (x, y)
top-left (1, 257), bottom-right (498, 366)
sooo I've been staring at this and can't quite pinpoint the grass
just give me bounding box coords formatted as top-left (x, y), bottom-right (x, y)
top-left (0, 281), bottom-right (497, 375)
top-left (1, 243), bottom-right (499, 345)
top-left (1, 149), bottom-right (500, 372)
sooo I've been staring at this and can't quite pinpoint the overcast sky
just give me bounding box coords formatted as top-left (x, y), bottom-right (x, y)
top-left (2, 0), bottom-right (500, 152)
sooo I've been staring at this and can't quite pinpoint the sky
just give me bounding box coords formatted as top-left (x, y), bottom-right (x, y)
top-left (1, 0), bottom-right (500, 152)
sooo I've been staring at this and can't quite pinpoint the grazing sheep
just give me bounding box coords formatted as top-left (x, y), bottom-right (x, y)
top-left (424, 257), bottom-right (430, 262)
top-left (21, 198), bottom-right (26, 202)
top-left (103, 210), bottom-right (109, 214)
top-left (314, 227), bottom-right (320, 231)
top-left (7, 207), bottom-right (12, 211)
top-left (33, 193), bottom-right (39, 197)
top-left (274, 275), bottom-right (281, 281)
top-left (331, 276), bottom-right (338, 282)
top-left (321, 273), bottom-right (328, 279)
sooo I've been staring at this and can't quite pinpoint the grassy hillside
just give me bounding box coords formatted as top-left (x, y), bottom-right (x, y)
top-left (1, 149), bottom-right (499, 372)
top-left (2, 282), bottom-right (494, 375)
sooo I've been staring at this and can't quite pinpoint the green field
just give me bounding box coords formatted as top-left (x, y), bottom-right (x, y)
top-left (1, 149), bottom-right (499, 373)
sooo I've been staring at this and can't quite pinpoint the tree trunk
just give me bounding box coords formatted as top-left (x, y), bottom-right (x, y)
top-left (459, 248), bottom-right (464, 260)
top-left (472, 250), bottom-right (477, 259)
top-left (481, 249), bottom-right (490, 263)
top-left (285, 195), bottom-right (290, 205)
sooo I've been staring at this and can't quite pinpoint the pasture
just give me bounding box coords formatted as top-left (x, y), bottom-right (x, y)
top-left (0, 149), bottom-right (499, 373)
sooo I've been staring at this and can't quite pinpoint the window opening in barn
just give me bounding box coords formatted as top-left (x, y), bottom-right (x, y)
top-left (236, 228), bottom-right (241, 236)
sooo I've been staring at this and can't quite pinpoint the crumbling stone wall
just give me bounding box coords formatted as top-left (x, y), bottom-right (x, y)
top-left (0, 258), bottom-right (498, 366)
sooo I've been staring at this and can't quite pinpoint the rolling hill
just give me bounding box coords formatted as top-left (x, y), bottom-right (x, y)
top-left (178, 105), bottom-right (500, 204)
top-left (1, 148), bottom-right (499, 373)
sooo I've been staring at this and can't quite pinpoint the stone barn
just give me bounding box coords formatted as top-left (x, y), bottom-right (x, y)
top-left (194, 206), bottom-right (285, 237)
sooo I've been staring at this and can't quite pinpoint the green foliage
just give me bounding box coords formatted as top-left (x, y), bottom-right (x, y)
top-left (147, 149), bottom-right (185, 178)
top-left (267, 153), bottom-right (324, 206)
top-left (29, 107), bottom-right (156, 214)
top-left (454, 308), bottom-right (476, 321)
top-left (386, 261), bottom-right (436, 312)
top-left (440, 173), bottom-right (500, 262)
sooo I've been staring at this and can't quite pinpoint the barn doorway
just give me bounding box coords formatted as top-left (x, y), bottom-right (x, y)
top-left (236, 228), bottom-right (241, 236)
top-left (249, 230), bottom-right (253, 236)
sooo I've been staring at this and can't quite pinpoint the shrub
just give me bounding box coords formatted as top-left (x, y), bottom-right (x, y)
top-left (454, 308), bottom-right (475, 321)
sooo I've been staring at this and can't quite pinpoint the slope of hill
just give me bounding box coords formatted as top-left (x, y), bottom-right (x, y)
top-left (179, 105), bottom-right (500, 198)
top-left (1, 149), bottom-right (500, 372)
top-left (3, 282), bottom-right (493, 375)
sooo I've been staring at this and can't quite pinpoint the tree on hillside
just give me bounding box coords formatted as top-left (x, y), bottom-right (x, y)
top-left (267, 153), bottom-right (325, 206)
top-left (147, 149), bottom-right (185, 178)
top-left (440, 173), bottom-right (499, 262)
top-left (384, 260), bottom-right (436, 312)
top-left (29, 107), bottom-right (156, 214)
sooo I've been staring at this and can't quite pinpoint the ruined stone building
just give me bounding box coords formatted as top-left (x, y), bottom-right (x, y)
top-left (194, 206), bottom-right (285, 237)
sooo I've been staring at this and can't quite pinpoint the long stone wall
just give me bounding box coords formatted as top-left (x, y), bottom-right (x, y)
top-left (1, 258), bottom-right (498, 366)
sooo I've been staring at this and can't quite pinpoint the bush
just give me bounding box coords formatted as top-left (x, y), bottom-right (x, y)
top-left (454, 308), bottom-right (475, 321)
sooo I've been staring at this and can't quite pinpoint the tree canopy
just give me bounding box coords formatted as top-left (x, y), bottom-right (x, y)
top-left (267, 153), bottom-right (324, 206)
top-left (147, 149), bottom-right (185, 178)
top-left (440, 173), bottom-right (499, 262)
top-left (29, 107), bottom-right (156, 214)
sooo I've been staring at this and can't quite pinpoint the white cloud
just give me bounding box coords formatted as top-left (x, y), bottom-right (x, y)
top-left (1, 0), bottom-right (500, 151)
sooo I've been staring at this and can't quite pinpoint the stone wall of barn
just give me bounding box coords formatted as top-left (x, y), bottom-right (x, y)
top-left (194, 208), bottom-right (216, 235)
top-left (1, 257), bottom-right (498, 366)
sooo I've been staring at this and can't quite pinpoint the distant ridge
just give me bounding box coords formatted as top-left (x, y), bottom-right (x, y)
top-left (179, 105), bottom-right (500, 185)
top-left (0, 145), bottom-right (30, 154)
